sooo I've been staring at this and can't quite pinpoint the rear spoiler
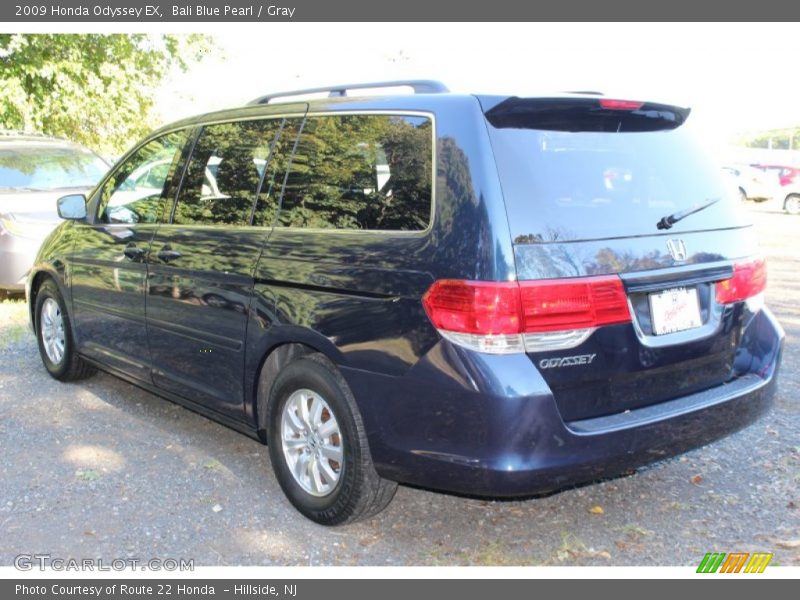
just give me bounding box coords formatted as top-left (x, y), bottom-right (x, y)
top-left (483, 96), bottom-right (691, 132)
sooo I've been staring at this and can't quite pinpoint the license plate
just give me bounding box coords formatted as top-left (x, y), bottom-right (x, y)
top-left (649, 287), bottom-right (702, 335)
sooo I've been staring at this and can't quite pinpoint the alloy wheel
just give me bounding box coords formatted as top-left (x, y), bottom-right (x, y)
top-left (280, 388), bottom-right (344, 497)
top-left (40, 297), bottom-right (66, 365)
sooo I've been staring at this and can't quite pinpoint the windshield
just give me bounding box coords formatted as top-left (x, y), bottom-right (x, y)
top-left (0, 145), bottom-right (108, 192)
top-left (486, 125), bottom-right (749, 243)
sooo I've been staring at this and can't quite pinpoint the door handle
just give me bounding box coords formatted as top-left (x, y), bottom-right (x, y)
top-left (122, 244), bottom-right (145, 261)
top-left (157, 246), bottom-right (182, 262)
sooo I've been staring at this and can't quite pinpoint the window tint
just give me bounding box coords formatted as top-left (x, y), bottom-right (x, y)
top-left (97, 130), bottom-right (188, 225)
top-left (252, 118), bottom-right (303, 228)
top-left (277, 114), bottom-right (433, 231)
top-left (173, 120), bottom-right (282, 227)
top-left (486, 126), bottom-right (749, 243)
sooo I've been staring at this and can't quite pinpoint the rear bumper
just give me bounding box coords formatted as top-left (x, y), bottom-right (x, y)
top-left (343, 307), bottom-right (783, 497)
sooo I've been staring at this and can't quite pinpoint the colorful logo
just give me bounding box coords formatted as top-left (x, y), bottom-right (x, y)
top-left (697, 552), bottom-right (773, 573)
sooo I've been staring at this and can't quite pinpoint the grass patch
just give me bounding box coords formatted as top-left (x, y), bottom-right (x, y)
top-left (76, 469), bottom-right (101, 482)
top-left (0, 298), bottom-right (30, 350)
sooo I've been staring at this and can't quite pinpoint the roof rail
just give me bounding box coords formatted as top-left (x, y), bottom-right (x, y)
top-left (248, 80), bottom-right (450, 105)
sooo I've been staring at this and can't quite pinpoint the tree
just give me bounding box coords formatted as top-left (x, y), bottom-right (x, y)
top-left (738, 127), bottom-right (800, 150)
top-left (0, 34), bottom-right (211, 156)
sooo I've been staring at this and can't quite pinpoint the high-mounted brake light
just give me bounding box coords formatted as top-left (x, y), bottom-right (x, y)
top-left (716, 258), bottom-right (767, 304)
top-left (599, 99), bottom-right (645, 110)
top-left (422, 276), bottom-right (631, 354)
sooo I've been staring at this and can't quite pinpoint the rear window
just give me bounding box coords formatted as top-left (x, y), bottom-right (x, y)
top-left (485, 103), bottom-right (748, 243)
top-left (0, 145), bottom-right (107, 192)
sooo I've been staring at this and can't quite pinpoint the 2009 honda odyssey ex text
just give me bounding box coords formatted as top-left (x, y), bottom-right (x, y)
top-left (28, 81), bottom-right (784, 525)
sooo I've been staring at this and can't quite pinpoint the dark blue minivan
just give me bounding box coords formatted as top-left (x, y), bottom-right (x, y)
top-left (28, 81), bottom-right (784, 525)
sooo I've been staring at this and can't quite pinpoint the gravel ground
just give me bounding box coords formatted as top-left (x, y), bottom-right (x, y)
top-left (0, 206), bottom-right (798, 567)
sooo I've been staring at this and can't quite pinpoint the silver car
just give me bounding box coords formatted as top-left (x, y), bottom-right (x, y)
top-left (0, 131), bottom-right (108, 294)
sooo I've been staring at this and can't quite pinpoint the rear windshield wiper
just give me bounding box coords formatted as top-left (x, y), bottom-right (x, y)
top-left (657, 197), bottom-right (720, 230)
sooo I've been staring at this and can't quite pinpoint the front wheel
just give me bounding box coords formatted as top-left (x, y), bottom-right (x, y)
top-left (34, 279), bottom-right (96, 381)
top-left (784, 194), bottom-right (800, 215)
top-left (265, 353), bottom-right (397, 525)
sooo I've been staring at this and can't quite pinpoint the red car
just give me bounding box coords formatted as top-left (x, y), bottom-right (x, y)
top-left (752, 163), bottom-right (800, 187)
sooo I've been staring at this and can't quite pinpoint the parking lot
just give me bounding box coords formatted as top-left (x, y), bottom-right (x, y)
top-left (0, 205), bottom-right (797, 567)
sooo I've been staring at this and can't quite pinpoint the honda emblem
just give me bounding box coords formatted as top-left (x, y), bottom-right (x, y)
top-left (666, 238), bottom-right (688, 261)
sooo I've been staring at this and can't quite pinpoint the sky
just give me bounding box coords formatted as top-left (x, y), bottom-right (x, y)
top-left (155, 22), bottom-right (800, 154)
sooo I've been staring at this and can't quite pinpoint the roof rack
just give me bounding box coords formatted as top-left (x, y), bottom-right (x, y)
top-left (248, 80), bottom-right (450, 105)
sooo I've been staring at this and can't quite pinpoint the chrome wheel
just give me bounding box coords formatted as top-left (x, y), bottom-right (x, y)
top-left (40, 298), bottom-right (65, 365)
top-left (280, 388), bottom-right (343, 497)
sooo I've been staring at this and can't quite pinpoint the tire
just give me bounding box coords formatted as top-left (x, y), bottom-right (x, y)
top-left (34, 279), bottom-right (96, 381)
top-left (784, 194), bottom-right (800, 215)
top-left (265, 353), bottom-right (397, 525)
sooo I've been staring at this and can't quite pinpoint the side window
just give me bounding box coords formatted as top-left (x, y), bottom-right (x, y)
top-left (277, 114), bottom-right (433, 231)
top-left (252, 118), bottom-right (303, 228)
top-left (173, 119), bottom-right (283, 226)
top-left (97, 130), bottom-right (189, 225)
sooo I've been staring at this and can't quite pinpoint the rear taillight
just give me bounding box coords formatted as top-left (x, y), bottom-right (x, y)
top-left (422, 276), bottom-right (631, 354)
top-left (420, 280), bottom-right (521, 335)
top-left (716, 258), bottom-right (767, 304)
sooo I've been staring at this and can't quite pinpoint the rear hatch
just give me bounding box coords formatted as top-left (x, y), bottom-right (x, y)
top-left (480, 95), bottom-right (762, 422)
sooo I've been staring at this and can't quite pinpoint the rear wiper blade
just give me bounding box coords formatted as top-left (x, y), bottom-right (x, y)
top-left (656, 197), bottom-right (720, 230)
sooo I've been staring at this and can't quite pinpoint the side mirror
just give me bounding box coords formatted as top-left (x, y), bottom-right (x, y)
top-left (57, 194), bottom-right (87, 220)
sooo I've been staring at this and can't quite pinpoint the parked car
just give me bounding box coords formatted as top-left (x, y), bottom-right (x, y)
top-left (752, 163), bottom-right (800, 214)
top-left (0, 131), bottom-right (108, 294)
top-left (779, 166), bottom-right (800, 187)
top-left (720, 164), bottom-right (775, 202)
top-left (779, 181), bottom-right (800, 214)
top-left (752, 163), bottom-right (800, 188)
top-left (27, 81), bottom-right (784, 525)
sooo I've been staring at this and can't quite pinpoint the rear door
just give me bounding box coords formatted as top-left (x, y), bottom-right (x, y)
top-left (144, 112), bottom-right (305, 419)
top-left (481, 96), bottom-right (760, 421)
top-left (70, 129), bottom-right (191, 381)
top-left (255, 112), bottom-right (437, 376)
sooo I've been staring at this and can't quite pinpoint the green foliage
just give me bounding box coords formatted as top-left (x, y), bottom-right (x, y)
top-left (0, 34), bottom-right (211, 156)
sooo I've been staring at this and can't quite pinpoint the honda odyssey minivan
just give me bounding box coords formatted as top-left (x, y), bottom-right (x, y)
top-left (28, 81), bottom-right (784, 525)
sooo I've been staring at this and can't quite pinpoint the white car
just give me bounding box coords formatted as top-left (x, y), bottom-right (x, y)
top-left (779, 182), bottom-right (800, 215)
top-left (721, 164), bottom-right (777, 203)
